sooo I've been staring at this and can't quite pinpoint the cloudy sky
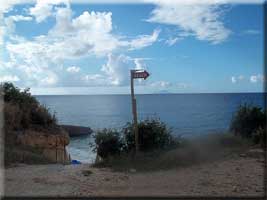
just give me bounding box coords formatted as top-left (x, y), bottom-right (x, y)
top-left (0, 0), bottom-right (264, 94)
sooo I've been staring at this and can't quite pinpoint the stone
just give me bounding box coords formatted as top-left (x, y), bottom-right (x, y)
top-left (16, 129), bottom-right (71, 163)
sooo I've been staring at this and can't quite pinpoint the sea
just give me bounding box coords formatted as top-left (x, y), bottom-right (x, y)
top-left (36, 93), bottom-right (265, 163)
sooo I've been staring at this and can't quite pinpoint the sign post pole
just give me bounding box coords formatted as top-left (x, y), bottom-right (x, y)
top-left (130, 70), bottom-right (139, 153)
top-left (130, 69), bottom-right (150, 154)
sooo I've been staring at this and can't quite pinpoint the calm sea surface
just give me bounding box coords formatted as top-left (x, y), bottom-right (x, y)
top-left (36, 93), bottom-right (264, 163)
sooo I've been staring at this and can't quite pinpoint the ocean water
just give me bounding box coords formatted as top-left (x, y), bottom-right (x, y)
top-left (36, 93), bottom-right (264, 163)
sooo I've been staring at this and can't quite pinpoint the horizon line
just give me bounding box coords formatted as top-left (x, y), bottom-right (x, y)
top-left (33, 91), bottom-right (266, 96)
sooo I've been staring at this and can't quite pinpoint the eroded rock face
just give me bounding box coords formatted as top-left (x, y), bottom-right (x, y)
top-left (16, 130), bottom-right (71, 163)
top-left (61, 125), bottom-right (92, 137)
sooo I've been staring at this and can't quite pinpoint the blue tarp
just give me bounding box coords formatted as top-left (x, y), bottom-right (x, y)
top-left (71, 160), bottom-right (82, 164)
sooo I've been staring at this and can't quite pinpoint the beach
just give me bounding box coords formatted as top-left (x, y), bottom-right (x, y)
top-left (4, 147), bottom-right (265, 197)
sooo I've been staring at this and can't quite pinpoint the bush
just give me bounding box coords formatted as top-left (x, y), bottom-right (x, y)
top-left (252, 127), bottom-right (266, 147)
top-left (2, 82), bottom-right (57, 132)
top-left (230, 104), bottom-right (266, 138)
top-left (93, 129), bottom-right (124, 159)
top-left (122, 118), bottom-right (178, 152)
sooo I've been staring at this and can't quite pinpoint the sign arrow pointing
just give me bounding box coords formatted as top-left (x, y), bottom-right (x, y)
top-left (132, 70), bottom-right (150, 80)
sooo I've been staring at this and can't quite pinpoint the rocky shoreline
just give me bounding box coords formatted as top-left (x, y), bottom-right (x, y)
top-left (60, 125), bottom-right (93, 137)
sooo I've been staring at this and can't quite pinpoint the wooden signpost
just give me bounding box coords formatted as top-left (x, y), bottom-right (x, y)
top-left (130, 69), bottom-right (150, 153)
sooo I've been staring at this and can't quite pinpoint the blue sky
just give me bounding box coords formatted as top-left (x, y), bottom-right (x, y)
top-left (0, 0), bottom-right (264, 94)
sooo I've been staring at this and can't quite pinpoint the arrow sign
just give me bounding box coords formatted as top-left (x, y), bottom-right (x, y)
top-left (132, 70), bottom-right (150, 80)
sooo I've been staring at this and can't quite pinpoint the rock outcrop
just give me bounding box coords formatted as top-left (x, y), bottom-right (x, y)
top-left (16, 130), bottom-right (71, 163)
top-left (61, 125), bottom-right (93, 137)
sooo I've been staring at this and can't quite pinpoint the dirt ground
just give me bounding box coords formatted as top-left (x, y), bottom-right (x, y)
top-left (3, 148), bottom-right (265, 197)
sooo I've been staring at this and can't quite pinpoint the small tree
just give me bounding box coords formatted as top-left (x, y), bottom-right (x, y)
top-left (2, 82), bottom-right (57, 131)
top-left (122, 118), bottom-right (177, 152)
top-left (252, 126), bottom-right (266, 148)
top-left (93, 129), bottom-right (123, 159)
top-left (230, 104), bottom-right (266, 138)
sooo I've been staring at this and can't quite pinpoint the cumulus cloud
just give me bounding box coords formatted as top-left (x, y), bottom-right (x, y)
top-left (231, 76), bottom-right (237, 83)
top-left (66, 66), bottom-right (80, 73)
top-left (147, 1), bottom-right (231, 44)
top-left (231, 74), bottom-right (265, 84)
top-left (101, 54), bottom-right (145, 86)
top-left (0, 27), bottom-right (4, 45)
top-left (4, 15), bottom-right (32, 34)
top-left (29, 0), bottom-right (70, 23)
top-left (0, 75), bottom-right (20, 82)
top-left (3, 0), bottom-right (159, 88)
top-left (40, 73), bottom-right (58, 85)
top-left (250, 74), bottom-right (264, 83)
top-left (231, 75), bottom-right (245, 83)
top-left (49, 7), bottom-right (159, 56)
top-left (0, 0), bottom-right (33, 46)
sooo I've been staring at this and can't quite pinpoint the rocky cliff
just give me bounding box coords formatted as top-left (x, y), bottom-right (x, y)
top-left (61, 125), bottom-right (92, 137)
top-left (16, 130), bottom-right (71, 163)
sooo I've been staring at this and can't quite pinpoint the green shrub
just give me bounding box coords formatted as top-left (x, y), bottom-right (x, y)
top-left (122, 118), bottom-right (178, 152)
top-left (93, 129), bottom-right (124, 159)
top-left (230, 104), bottom-right (266, 138)
top-left (2, 82), bottom-right (57, 132)
top-left (252, 126), bottom-right (266, 147)
top-left (3, 82), bottom-right (38, 107)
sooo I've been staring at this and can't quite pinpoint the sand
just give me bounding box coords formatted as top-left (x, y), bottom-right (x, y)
top-left (3, 148), bottom-right (265, 197)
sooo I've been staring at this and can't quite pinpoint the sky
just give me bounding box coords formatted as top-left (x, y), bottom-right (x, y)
top-left (0, 0), bottom-right (265, 95)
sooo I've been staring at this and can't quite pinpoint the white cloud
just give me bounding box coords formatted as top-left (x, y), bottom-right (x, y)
top-left (3, 2), bottom-right (159, 87)
top-left (101, 54), bottom-right (138, 86)
top-left (66, 66), bottom-right (80, 73)
top-left (250, 74), bottom-right (264, 83)
top-left (5, 15), bottom-right (32, 33)
top-left (48, 6), bottom-right (159, 57)
top-left (165, 37), bottom-right (180, 46)
top-left (0, 75), bottom-right (20, 82)
top-left (147, 2), bottom-right (231, 44)
top-left (72, 11), bottom-right (112, 33)
top-left (40, 74), bottom-right (58, 85)
top-left (231, 76), bottom-right (237, 83)
top-left (80, 54), bottom-right (147, 86)
top-left (127, 29), bottom-right (160, 50)
top-left (83, 74), bottom-right (107, 86)
top-left (0, 26), bottom-right (4, 45)
top-left (231, 74), bottom-right (264, 84)
top-left (29, 0), bottom-right (70, 23)
top-left (250, 75), bottom-right (257, 83)
top-left (231, 75), bottom-right (245, 83)
top-left (150, 81), bottom-right (172, 87)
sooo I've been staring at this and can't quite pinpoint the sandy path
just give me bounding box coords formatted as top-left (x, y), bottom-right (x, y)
top-left (4, 151), bottom-right (265, 197)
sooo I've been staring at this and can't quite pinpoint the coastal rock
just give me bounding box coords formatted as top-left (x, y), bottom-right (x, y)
top-left (16, 130), bottom-right (71, 163)
top-left (61, 125), bottom-right (93, 137)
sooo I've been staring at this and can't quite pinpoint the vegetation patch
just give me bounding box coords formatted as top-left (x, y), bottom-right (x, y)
top-left (230, 104), bottom-right (266, 148)
top-left (92, 104), bottom-right (265, 172)
top-left (2, 82), bottom-right (62, 166)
